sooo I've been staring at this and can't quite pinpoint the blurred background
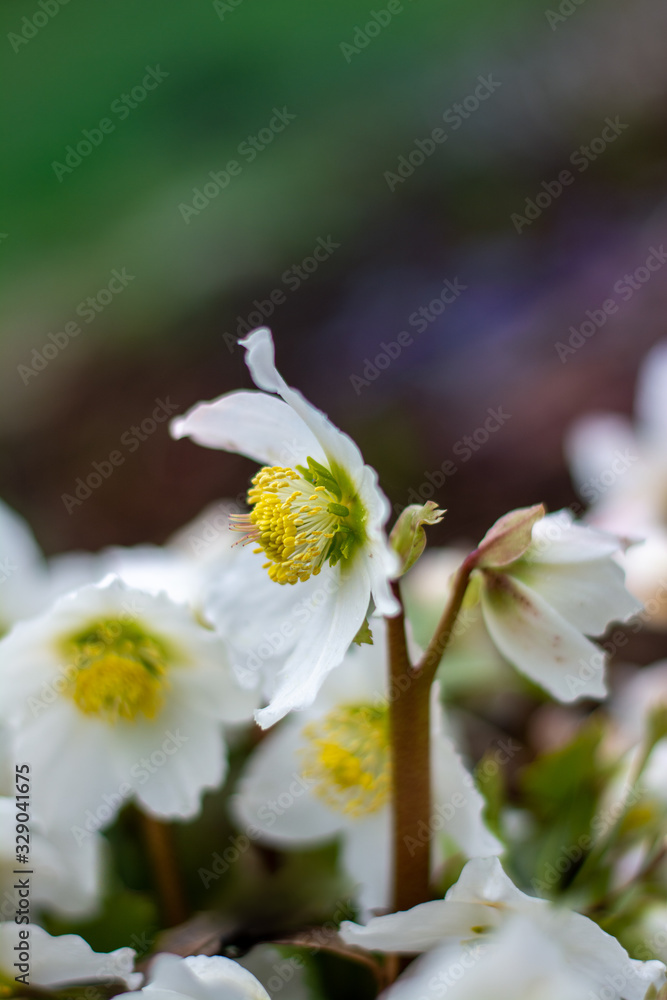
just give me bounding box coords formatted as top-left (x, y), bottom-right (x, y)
top-left (2, 0), bottom-right (667, 555)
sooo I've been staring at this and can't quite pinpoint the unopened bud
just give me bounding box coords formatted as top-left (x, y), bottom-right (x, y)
top-left (390, 501), bottom-right (445, 576)
top-left (476, 504), bottom-right (545, 568)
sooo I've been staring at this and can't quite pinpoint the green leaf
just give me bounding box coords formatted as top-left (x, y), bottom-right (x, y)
top-left (352, 620), bottom-right (373, 646)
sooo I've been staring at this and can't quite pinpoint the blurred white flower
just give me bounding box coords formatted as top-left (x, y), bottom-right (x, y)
top-left (474, 508), bottom-right (640, 702)
top-left (0, 578), bottom-right (257, 828)
top-left (341, 856), bottom-right (665, 1000)
top-left (608, 660), bottom-right (667, 807)
top-left (231, 630), bottom-right (501, 917)
top-left (117, 952), bottom-right (269, 1000)
top-left (567, 341), bottom-right (667, 625)
top-left (376, 916), bottom-right (596, 1000)
top-left (0, 922), bottom-right (141, 991)
top-left (0, 500), bottom-right (52, 634)
top-left (0, 797), bottom-right (104, 920)
top-left (171, 327), bottom-right (399, 728)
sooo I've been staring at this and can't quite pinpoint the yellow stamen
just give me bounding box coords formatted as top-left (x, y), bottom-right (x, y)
top-left (230, 462), bottom-right (356, 585)
top-left (299, 704), bottom-right (391, 817)
top-left (62, 619), bottom-right (170, 724)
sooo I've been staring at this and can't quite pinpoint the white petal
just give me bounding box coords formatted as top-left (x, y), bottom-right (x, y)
top-left (383, 921), bottom-right (593, 1000)
top-left (444, 856), bottom-right (538, 908)
top-left (0, 924), bottom-right (140, 989)
top-left (528, 511), bottom-right (621, 563)
top-left (13, 702), bottom-right (125, 829)
top-left (341, 858), bottom-right (540, 953)
top-left (124, 952), bottom-right (270, 1000)
top-left (480, 573), bottom-right (607, 702)
top-left (341, 811), bottom-right (392, 917)
top-left (116, 704), bottom-right (227, 820)
top-left (637, 340), bottom-right (667, 441)
top-left (240, 328), bottom-right (365, 476)
top-left (171, 389), bottom-right (324, 468)
top-left (540, 907), bottom-right (666, 1000)
top-left (255, 565), bottom-right (370, 728)
top-left (231, 718), bottom-right (343, 843)
top-left (340, 900), bottom-right (503, 953)
top-left (565, 415), bottom-right (641, 492)
top-left (511, 558), bottom-right (641, 636)
top-left (431, 726), bottom-right (503, 859)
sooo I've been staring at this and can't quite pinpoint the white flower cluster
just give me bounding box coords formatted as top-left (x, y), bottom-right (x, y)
top-left (0, 327), bottom-right (661, 998)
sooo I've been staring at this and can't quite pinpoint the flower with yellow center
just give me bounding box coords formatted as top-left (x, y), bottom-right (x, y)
top-left (171, 327), bottom-right (399, 728)
top-left (231, 458), bottom-right (363, 586)
top-left (299, 703), bottom-right (391, 817)
top-left (232, 630), bottom-right (501, 917)
top-left (62, 618), bottom-right (170, 723)
top-left (0, 578), bottom-right (258, 829)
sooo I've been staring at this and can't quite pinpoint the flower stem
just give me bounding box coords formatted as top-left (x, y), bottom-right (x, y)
top-left (139, 812), bottom-right (188, 927)
top-left (387, 554), bottom-right (477, 915)
top-left (387, 581), bottom-right (433, 913)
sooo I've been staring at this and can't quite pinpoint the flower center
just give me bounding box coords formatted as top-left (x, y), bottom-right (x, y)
top-left (231, 456), bottom-right (360, 585)
top-left (62, 619), bottom-right (170, 723)
top-left (299, 703), bottom-right (391, 817)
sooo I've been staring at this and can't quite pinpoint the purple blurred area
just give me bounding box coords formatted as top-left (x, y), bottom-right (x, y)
top-left (3, 0), bottom-right (667, 555)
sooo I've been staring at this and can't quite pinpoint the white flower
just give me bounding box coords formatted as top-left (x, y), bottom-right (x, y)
top-left (0, 500), bottom-right (52, 634)
top-left (340, 856), bottom-right (665, 1000)
top-left (566, 341), bottom-right (667, 624)
top-left (231, 630), bottom-right (501, 916)
top-left (0, 798), bottom-right (104, 919)
top-left (0, 922), bottom-right (141, 991)
top-left (376, 916), bottom-right (601, 1000)
top-left (171, 327), bottom-right (399, 727)
top-left (474, 508), bottom-right (641, 702)
top-left (0, 578), bottom-right (257, 828)
top-left (117, 952), bottom-right (269, 1000)
top-left (608, 660), bottom-right (667, 806)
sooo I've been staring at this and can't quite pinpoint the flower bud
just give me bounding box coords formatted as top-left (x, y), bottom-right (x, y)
top-left (390, 501), bottom-right (445, 576)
